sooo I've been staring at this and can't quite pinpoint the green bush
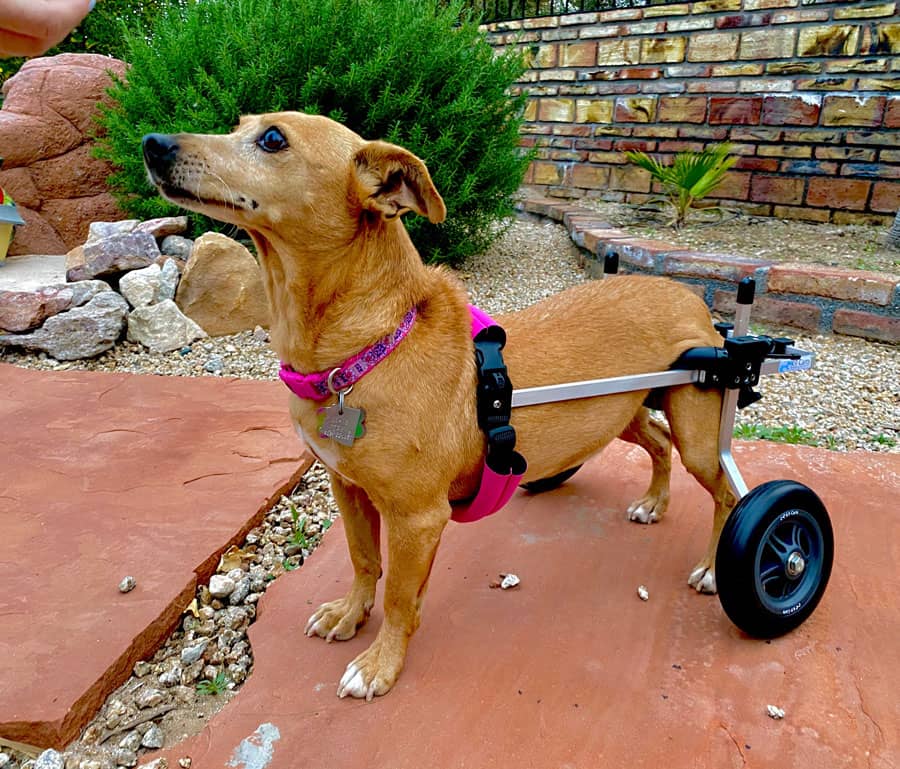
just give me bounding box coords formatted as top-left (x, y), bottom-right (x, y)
top-left (96, 0), bottom-right (532, 265)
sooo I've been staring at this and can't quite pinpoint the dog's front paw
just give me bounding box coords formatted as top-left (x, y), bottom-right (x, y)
top-left (337, 638), bottom-right (403, 701)
top-left (305, 595), bottom-right (372, 642)
top-left (627, 494), bottom-right (668, 524)
top-left (688, 562), bottom-right (717, 594)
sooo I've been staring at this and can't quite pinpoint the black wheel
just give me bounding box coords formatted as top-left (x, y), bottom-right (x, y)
top-left (716, 480), bottom-right (833, 639)
top-left (520, 465), bottom-right (583, 494)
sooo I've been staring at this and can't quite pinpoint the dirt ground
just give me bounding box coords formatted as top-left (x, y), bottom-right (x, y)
top-left (578, 200), bottom-right (900, 275)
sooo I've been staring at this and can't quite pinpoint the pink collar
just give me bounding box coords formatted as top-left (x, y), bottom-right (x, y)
top-left (278, 307), bottom-right (418, 401)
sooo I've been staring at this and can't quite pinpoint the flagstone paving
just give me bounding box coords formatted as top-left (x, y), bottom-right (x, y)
top-left (0, 364), bottom-right (312, 748)
top-left (139, 441), bottom-right (900, 769)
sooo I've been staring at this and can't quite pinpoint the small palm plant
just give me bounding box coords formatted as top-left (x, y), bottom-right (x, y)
top-left (624, 143), bottom-right (736, 229)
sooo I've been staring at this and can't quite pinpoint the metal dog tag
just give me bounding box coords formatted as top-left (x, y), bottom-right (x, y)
top-left (317, 404), bottom-right (366, 446)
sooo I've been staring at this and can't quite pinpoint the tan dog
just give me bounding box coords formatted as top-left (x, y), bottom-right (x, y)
top-left (143, 112), bottom-right (735, 701)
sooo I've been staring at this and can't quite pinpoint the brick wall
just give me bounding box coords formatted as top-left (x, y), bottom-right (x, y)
top-left (484, 0), bottom-right (900, 225)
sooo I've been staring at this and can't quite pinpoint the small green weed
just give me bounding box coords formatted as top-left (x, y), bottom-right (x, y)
top-left (196, 671), bottom-right (229, 695)
top-left (289, 503), bottom-right (309, 550)
top-left (823, 434), bottom-right (839, 451)
top-left (734, 423), bottom-right (818, 446)
top-left (869, 432), bottom-right (897, 448)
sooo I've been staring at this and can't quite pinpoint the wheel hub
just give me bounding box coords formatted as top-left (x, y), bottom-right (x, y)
top-left (785, 551), bottom-right (806, 578)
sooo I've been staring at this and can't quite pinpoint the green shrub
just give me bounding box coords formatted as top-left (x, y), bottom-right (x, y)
top-left (96, 0), bottom-right (531, 265)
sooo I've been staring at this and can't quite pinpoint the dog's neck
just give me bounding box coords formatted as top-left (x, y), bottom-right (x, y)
top-left (251, 218), bottom-right (433, 374)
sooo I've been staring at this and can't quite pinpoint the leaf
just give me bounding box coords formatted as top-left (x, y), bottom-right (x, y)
top-left (184, 598), bottom-right (200, 618)
top-left (218, 544), bottom-right (253, 573)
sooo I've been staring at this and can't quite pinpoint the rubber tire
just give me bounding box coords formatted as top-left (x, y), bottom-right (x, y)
top-left (520, 464), bottom-right (583, 494)
top-left (716, 480), bottom-right (833, 639)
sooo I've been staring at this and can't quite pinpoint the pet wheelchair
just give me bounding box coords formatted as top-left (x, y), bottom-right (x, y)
top-left (511, 258), bottom-right (834, 639)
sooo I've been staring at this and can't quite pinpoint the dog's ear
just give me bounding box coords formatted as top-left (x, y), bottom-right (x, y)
top-left (353, 140), bottom-right (446, 224)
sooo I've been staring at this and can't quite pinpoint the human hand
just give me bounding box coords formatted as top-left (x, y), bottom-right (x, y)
top-left (0, 0), bottom-right (94, 58)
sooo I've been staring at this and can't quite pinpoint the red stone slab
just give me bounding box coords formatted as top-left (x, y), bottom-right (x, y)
top-left (0, 364), bottom-right (312, 749)
top-left (143, 441), bottom-right (900, 769)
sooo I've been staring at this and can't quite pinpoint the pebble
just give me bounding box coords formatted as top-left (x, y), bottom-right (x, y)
top-left (180, 639), bottom-right (209, 665)
top-left (141, 725), bottom-right (164, 750)
top-left (637, 585), bottom-right (650, 601)
top-left (767, 704), bottom-right (786, 720)
top-left (0, 753), bottom-right (9, 769)
top-left (118, 576), bottom-right (136, 594)
top-left (208, 574), bottom-right (236, 598)
top-left (33, 751), bottom-right (64, 769)
top-left (203, 356), bottom-right (224, 374)
top-left (500, 573), bottom-right (520, 590)
top-left (229, 577), bottom-right (251, 606)
top-left (112, 748), bottom-right (137, 768)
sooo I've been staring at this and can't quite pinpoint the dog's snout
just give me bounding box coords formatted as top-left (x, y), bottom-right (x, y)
top-left (142, 133), bottom-right (180, 174)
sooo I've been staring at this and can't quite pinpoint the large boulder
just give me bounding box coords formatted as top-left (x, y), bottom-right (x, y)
top-left (0, 54), bottom-right (128, 255)
top-left (175, 233), bottom-right (270, 336)
top-left (127, 299), bottom-right (207, 352)
top-left (0, 291), bottom-right (128, 360)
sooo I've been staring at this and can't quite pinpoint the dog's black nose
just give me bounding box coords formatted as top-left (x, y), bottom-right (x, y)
top-left (142, 133), bottom-right (179, 173)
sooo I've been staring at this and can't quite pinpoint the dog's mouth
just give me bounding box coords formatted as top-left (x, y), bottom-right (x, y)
top-left (155, 179), bottom-right (258, 214)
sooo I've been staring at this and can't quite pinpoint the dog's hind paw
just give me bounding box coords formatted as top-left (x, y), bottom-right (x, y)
top-left (627, 496), bottom-right (667, 525)
top-left (688, 564), bottom-right (717, 594)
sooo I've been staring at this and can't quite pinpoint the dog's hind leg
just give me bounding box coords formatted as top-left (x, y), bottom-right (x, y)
top-left (663, 385), bottom-right (737, 595)
top-left (620, 407), bottom-right (672, 524)
top-left (336, 501), bottom-right (450, 700)
top-left (306, 476), bottom-right (382, 642)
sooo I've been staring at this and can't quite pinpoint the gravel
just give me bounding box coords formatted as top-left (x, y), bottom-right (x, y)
top-left (4, 215), bottom-right (897, 769)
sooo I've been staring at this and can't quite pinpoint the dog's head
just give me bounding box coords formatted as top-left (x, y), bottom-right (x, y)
top-left (142, 111), bottom-right (446, 246)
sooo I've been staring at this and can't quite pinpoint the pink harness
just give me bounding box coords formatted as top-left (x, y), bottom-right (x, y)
top-left (278, 306), bottom-right (525, 523)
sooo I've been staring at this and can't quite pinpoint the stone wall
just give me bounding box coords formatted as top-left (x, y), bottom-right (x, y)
top-left (0, 54), bottom-right (127, 256)
top-left (484, 0), bottom-right (900, 224)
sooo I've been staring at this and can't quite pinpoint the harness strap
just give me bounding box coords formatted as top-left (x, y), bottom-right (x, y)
top-left (452, 307), bottom-right (527, 524)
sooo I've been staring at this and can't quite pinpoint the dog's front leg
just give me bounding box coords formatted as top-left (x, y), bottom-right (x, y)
top-left (337, 502), bottom-right (450, 701)
top-left (306, 476), bottom-right (381, 642)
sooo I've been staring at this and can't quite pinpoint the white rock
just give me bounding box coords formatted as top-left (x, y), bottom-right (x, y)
top-left (500, 573), bottom-right (520, 590)
top-left (637, 585), bottom-right (649, 601)
top-left (86, 219), bottom-right (139, 245)
top-left (119, 263), bottom-right (161, 308)
top-left (157, 258), bottom-right (180, 302)
top-left (767, 704), bottom-right (786, 720)
top-left (209, 574), bottom-right (236, 598)
top-left (135, 686), bottom-right (165, 709)
top-left (0, 754), bottom-right (10, 769)
top-left (34, 750), bottom-right (64, 769)
top-left (181, 638), bottom-right (209, 665)
top-left (118, 575), bottom-right (136, 593)
top-left (141, 724), bottom-right (165, 749)
top-left (143, 759), bottom-right (169, 769)
top-left (127, 299), bottom-right (207, 353)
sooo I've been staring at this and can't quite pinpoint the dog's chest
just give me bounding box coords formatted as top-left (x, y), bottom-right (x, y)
top-left (293, 420), bottom-right (359, 485)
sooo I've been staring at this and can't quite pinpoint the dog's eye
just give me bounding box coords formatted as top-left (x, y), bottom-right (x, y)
top-left (257, 127), bottom-right (288, 153)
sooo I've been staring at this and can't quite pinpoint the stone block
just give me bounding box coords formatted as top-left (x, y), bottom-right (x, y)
top-left (870, 181), bottom-right (900, 213)
top-left (641, 37), bottom-right (687, 64)
top-left (766, 61), bottom-right (822, 75)
top-left (538, 98), bottom-right (576, 122)
top-left (744, 0), bottom-right (799, 7)
top-left (768, 264), bottom-right (897, 305)
top-left (739, 27), bottom-right (796, 59)
top-left (826, 57), bottom-right (889, 74)
top-left (761, 95), bottom-right (822, 126)
top-left (713, 291), bottom-right (822, 331)
top-left (797, 25), bottom-right (860, 57)
top-left (606, 238), bottom-right (675, 269)
top-left (815, 146), bottom-right (877, 161)
top-left (771, 9), bottom-right (829, 22)
top-left (658, 96), bottom-right (708, 123)
top-left (772, 205), bottom-right (831, 222)
top-left (609, 166), bottom-right (652, 193)
top-left (532, 44), bottom-right (558, 68)
top-left (834, 3), bottom-right (896, 19)
top-left (716, 12), bottom-right (775, 29)
top-left (709, 96), bottom-right (763, 125)
top-left (711, 63), bottom-right (765, 76)
top-left (663, 252), bottom-right (772, 282)
top-left (596, 39), bottom-right (641, 66)
top-left (806, 178), bottom-right (870, 210)
top-left (871, 23), bottom-right (900, 54)
top-left (667, 17), bottom-right (716, 32)
top-left (687, 32), bottom-right (740, 62)
top-left (857, 77), bottom-right (900, 91)
top-left (571, 165), bottom-right (611, 190)
top-left (757, 144), bottom-right (813, 158)
top-left (734, 157), bottom-right (781, 172)
top-left (531, 161), bottom-right (566, 185)
top-left (832, 310), bottom-right (900, 344)
top-left (561, 42), bottom-right (597, 67)
top-left (576, 99), bottom-right (614, 123)
top-left (613, 97), bottom-right (658, 123)
top-left (693, 0), bottom-right (741, 11)
top-left (643, 3), bottom-right (691, 16)
top-left (832, 211), bottom-right (892, 226)
top-left (821, 95), bottom-right (886, 127)
top-left (713, 170), bottom-right (752, 200)
top-left (749, 175), bottom-right (805, 205)
top-left (779, 160), bottom-right (838, 175)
